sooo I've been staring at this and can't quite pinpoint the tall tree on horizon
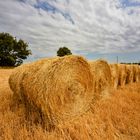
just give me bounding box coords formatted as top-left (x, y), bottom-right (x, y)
top-left (57, 46), bottom-right (72, 57)
top-left (0, 32), bottom-right (31, 66)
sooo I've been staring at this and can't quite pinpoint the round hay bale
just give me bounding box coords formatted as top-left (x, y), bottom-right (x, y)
top-left (125, 65), bottom-right (134, 84)
top-left (118, 64), bottom-right (127, 86)
top-left (133, 65), bottom-right (140, 83)
top-left (89, 59), bottom-right (112, 99)
top-left (110, 64), bottom-right (119, 89)
top-left (139, 65), bottom-right (140, 82)
top-left (9, 55), bottom-right (94, 129)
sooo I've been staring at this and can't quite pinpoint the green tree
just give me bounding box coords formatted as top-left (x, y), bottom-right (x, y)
top-left (0, 32), bottom-right (31, 66)
top-left (57, 47), bottom-right (72, 57)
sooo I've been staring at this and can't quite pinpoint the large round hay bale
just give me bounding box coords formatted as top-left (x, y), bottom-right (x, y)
top-left (89, 59), bottom-right (112, 99)
top-left (125, 65), bottom-right (134, 84)
top-left (118, 64), bottom-right (127, 86)
top-left (9, 55), bottom-right (94, 129)
top-left (110, 64), bottom-right (119, 89)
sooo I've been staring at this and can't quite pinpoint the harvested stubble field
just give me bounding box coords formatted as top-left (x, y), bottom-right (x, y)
top-left (0, 57), bottom-right (140, 140)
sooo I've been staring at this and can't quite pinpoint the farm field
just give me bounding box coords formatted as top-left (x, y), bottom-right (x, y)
top-left (0, 62), bottom-right (140, 140)
top-left (1, 1), bottom-right (140, 139)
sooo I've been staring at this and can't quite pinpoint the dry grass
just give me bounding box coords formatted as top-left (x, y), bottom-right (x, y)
top-left (0, 66), bottom-right (140, 140)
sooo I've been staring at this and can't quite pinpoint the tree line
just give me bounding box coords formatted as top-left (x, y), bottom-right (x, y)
top-left (1, 32), bottom-right (139, 67)
top-left (120, 62), bottom-right (140, 65)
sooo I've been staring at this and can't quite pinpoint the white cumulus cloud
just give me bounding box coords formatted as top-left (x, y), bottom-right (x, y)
top-left (0, 0), bottom-right (140, 61)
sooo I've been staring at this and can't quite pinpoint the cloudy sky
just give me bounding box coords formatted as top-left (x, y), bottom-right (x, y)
top-left (0, 0), bottom-right (140, 63)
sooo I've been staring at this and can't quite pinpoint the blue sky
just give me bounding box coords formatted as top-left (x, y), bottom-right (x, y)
top-left (120, 0), bottom-right (140, 7)
top-left (34, 1), bottom-right (74, 24)
top-left (0, 0), bottom-right (140, 63)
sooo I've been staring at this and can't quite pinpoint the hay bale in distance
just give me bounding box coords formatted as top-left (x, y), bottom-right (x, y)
top-left (89, 59), bottom-right (112, 99)
top-left (110, 64), bottom-right (119, 89)
top-left (118, 64), bottom-right (127, 87)
top-left (139, 66), bottom-right (140, 82)
top-left (133, 65), bottom-right (140, 83)
top-left (125, 65), bottom-right (134, 84)
top-left (9, 55), bottom-right (94, 129)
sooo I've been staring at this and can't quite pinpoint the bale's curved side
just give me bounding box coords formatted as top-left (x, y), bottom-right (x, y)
top-left (9, 58), bottom-right (49, 103)
top-left (89, 59), bottom-right (112, 99)
top-left (10, 55), bottom-right (94, 128)
top-left (110, 64), bottom-right (119, 89)
top-left (118, 64), bottom-right (127, 86)
top-left (9, 63), bottom-right (30, 102)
